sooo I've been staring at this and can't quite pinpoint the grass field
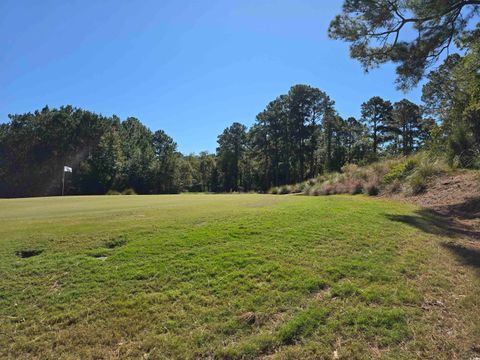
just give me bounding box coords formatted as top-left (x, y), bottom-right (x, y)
top-left (0, 194), bottom-right (478, 359)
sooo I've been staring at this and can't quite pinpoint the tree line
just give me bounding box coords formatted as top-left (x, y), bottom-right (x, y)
top-left (1, 86), bottom-right (440, 197)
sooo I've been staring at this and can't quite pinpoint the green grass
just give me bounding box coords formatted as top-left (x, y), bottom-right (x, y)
top-left (0, 194), bottom-right (478, 359)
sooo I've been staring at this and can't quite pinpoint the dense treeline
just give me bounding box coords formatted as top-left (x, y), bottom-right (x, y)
top-left (0, 108), bottom-right (179, 197)
top-left (0, 83), bottom-right (442, 197)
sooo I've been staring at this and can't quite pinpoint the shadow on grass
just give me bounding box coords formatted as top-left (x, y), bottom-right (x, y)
top-left (436, 196), bottom-right (480, 220)
top-left (386, 209), bottom-right (480, 273)
top-left (386, 209), bottom-right (480, 240)
top-left (440, 242), bottom-right (480, 270)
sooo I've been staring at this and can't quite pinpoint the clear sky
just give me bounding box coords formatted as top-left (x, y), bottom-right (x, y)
top-left (1, 0), bottom-right (424, 154)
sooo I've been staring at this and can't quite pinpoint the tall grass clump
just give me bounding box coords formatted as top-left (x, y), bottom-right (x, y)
top-left (279, 185), bottom-right (292, 194)
top-left (122, 188), bottom-right (137, 195)
top-left (405, 155), bottom-right (449, 195)
top-left (269, 187), bottom-right (279, 195)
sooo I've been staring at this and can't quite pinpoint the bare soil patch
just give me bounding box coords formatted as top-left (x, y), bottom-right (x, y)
top-left (392, 170), bottom-right (480, 245)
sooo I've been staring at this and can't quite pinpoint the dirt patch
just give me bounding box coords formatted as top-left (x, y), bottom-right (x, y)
top-left (390, 171), bottom-right (480, 244)
top-left (313, 286), bottom-right (331, 301)
top-left (409, 171), bottom-right (480, 217)
top-left (239, 312), bottom-right (256, 325)
top-left (15, 249), bottom-right (43, 258)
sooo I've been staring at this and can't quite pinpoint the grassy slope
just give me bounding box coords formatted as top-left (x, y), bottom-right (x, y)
top-left (0, 195), bottom-right (478, 359)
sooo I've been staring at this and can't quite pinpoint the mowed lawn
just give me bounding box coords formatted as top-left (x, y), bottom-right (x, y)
top-left (0, 195), bottom-right (478, 359)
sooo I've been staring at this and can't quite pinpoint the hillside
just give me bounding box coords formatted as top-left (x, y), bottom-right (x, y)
top-left (1, 194), bottom-right (479, 359)
top-left (406, 170), bottom-right (480, 220)
top-left (272, 155), bottom-right (480, 227)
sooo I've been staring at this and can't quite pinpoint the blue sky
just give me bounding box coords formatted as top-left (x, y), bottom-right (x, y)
top-left (1, 0), bottom-right (425, 154)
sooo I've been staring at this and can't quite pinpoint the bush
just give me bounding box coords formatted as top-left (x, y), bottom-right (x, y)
top-left (383, 158), bottom-right (417, 184)
top-left (341, 163), bottom-right (359, 175)
top-left (332, 173), bottom-right (346, 184)
top-left (406, 156), bottom-right (449, 195)
top-left (385, 178), bottom-right (403, 194)
top-left (122, 188), bottom-right (137, 195)
top-left (271, 183), bottom-right (307, 194)
top-left (417, 158), bottom-right (448, 178)
top-left (319, 182), bottom-right (335, 195)
top-left (447, 122), bottom-right (477, 168)
top-left (365, 182), bottom-right (379, 196)
top-left (333, 182), bottom-right (348, 194)
top-left (106, 190), bottom-right (121, 195)
top-left (407, 172), bottom-right (427, 195)
top-left (291, 183), bottom-right (305, 193)
top-left (279, 185), bottom-right (292, 194)
top-left (371, 162), bottom-right (390, 178)
top-left (348, 180), bottom-right (364, 195)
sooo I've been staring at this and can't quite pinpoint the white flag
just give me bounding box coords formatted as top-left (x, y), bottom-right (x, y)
top-left (64, 166), bottom-right (72, 173)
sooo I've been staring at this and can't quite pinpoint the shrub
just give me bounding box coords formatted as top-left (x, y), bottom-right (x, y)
top-left (331, 173), bottom-right (346, 184)
top-left (291, 183), bottom-right (305, 193)
top-left (447, 122), bottom-right (477, 168)
top-left (333, 182), bottom-right (348, 194)
top-left (418, 158), bottom-right (448, 178)
top-left (407, 172), bottom-right (427, 195)
top-left (406, 156), bottom-right (449, 195)
top-left (269, 187), bottom-right (279, 194)
top-left (365, 182), bottom-right (379, 196)
top-left (348, 180), bottom-right (364, 195)
top-left (299, 182), bottom-right (309, 193)
top-left (371, 162), bottom-right (390, 178)
top-left (343, 163), bottom-right (371, 181)
top-left (348, 166), bottom-right (368, 181)
top-left (122, 188), bottom-right (137, 195)
top-left (318, 182), bottom-right (335, 195)
top-left (341, 163), bottom-right (359, 175)
top-left (385, 178), bottom-right (403, 194)
top-left (106, 190), bottom-right (121, 195)
top-left (383, 158), bottom-right (417, 184)
top-left (278, 185), bottom-right (292, 194)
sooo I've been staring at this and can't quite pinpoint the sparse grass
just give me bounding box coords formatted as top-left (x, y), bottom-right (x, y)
top-left (0, 194), bottom-right (478, 359)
